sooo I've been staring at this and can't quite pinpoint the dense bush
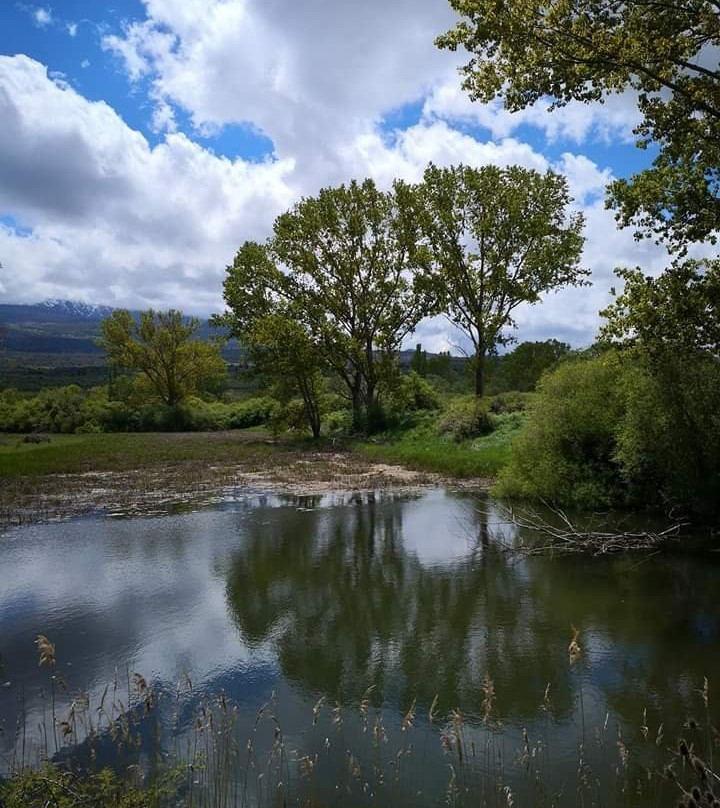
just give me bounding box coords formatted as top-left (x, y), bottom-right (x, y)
top-left (267, 398), bottom-right (309, 435)
top-left (384, 371), bottom-right (441, 418)
top-left (489, 391), bottom-right (533, 414)
top-left (496, 351), bottom-right (720, 517)
top-left (227, 396), bottom-right (276, 429)
top-left (615, 353), bottom-right (720, 518)
top-left (496, 354), bottom-right (625, 508)
top-left (0, 386), bottom-right (119, 434)
top-left (0, 386), bottom-right (275, 434)
top-left (436, 396), bottom-right (494, 442)
top-left (352, 371), bottom-right (443, 432)
top-left (324, 408), bottom-right (353, 435)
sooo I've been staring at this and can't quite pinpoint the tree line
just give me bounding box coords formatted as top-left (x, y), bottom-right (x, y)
top-left (214, 163), bottom-right (586, 435)
top-left (7, 0), bottom-right (717, 519)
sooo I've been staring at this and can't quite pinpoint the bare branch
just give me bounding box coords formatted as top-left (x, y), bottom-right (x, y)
top-left (481, 502), bottom-right (687, 556)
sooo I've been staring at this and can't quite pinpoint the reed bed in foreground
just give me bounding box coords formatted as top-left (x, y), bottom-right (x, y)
top-left (1, 634), bottom-right (718, 807)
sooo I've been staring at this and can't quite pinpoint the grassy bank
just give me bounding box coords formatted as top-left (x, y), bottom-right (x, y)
top-left (0, 430), bottom-right (445, 530)
top-left (0, 430), bottom-right (274, 478)
top-left (0, 409), bottom-right (522, 482)
top-left (0, 404), bottom-right (521, 528)
top-left (354, 412), bottom-right (523, 479)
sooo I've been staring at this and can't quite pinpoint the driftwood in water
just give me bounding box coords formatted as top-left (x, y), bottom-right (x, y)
top-left (487, 503), bottom-right (686, 556)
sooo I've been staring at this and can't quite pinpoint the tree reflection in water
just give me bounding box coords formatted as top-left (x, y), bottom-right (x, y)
top-left (3, 490), bottom-right (720, 805)
top-left (225, 490), bottom-right (720, 738)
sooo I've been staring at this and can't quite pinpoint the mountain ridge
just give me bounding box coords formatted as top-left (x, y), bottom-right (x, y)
top-left (38, 299), bottom-right (117, 320)
top-left (0, 300), bottom-right (227, 359)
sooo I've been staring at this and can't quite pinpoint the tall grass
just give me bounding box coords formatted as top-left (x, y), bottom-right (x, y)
top-left (2, 632), bottom-right (717, 807)
top-left (355, 427), bottom-right (517, 478)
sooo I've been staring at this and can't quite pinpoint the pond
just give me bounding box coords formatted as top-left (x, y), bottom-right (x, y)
top-left (1, 488), bottom-right (718, 806)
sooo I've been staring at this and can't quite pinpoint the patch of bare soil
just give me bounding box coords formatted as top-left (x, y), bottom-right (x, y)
top-left (0, 451), bottom-right (488, 531)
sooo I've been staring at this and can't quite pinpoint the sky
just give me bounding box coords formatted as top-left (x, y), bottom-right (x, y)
top-left (0, 0), bottom-right (704, 350)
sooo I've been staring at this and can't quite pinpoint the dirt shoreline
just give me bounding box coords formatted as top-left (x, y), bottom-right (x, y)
top-left (0, 450), bottom-right (491, 531)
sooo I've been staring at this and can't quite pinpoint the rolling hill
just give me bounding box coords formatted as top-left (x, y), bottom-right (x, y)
top-left (0, 300), bottom-right (244, 390)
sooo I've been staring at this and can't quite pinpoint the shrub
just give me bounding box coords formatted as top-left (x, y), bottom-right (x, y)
top-left (268, 398), bottom-right (309, 435)
top-left (394, 371), bottom-right (442, 412)
top-left (227, 397), bottom-right (275, 429)
top-left (436, 396), bottom-right (494, 442)
top-left (0, 387), bottom-right (277, 434)
top-left (358, 372), bottom-right (442, 433)
top-left (495, 354), bottom-right (626, 509)
top-left (496, 350), bottom-right (720, 517)
top-left (489, 391), bottom-right (532, 414)
top-left (615, 353), bottom-right (720, 518)
top-left (96, 400), bottom-right (135, 432)
top-left (324, 408), bottom-right (352, 435)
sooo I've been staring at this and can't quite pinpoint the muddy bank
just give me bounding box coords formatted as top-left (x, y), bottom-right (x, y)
top-left (0, 450), bottom-right (489, 530)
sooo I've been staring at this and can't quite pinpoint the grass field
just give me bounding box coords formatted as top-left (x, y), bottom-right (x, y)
top-left (0, 412), bottom-right (521, 481)
top-left (0, 430), bottom-right (275, 478)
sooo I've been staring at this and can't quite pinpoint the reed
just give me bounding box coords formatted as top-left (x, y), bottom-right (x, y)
top-left (1, 634), bottom-right (718, 807)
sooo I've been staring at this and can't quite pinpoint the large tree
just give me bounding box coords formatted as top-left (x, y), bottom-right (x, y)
top-left (600, 258), bottom-right (720, 357)
top-left (417, 164), bottom-right (586, 396)
top-left (99, 309), bottom-right (226, 407)
top-left (217, 242), bottom-right (328, 438)
top-left (223, 179), bottom-right (434, 432)
top-left (437, 0), bottom-right (720, 252)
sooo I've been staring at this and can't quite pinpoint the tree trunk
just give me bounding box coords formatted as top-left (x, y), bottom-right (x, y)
top-left (364, 341), bottom-right (379, 434)
top-left (298, 377), bottom-right (322, 438)
top-left (350, 373), bottom-right (364, 433)
top-left (474, 347), bottom-right (486, 397)
top-left (365, 378), bottom-right (379, 433)
top-left (308, 395), bottom-right (321, 438)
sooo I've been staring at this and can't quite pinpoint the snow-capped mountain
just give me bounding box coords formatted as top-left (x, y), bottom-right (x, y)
top-left (38, 299), bottom-right (116, 320)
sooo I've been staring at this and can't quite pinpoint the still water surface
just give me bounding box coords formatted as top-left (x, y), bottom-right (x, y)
top-left (1, 488), bottom-right (718, 804)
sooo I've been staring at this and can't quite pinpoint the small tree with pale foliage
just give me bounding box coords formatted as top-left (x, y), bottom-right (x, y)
top-left (100, 309), bottom-right (226, 407)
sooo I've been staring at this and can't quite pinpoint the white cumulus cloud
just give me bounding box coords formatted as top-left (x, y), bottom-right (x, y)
top-left (0, 56), bottom-right (297, 313)
top-left (0, 0), bottom-right (691, 345)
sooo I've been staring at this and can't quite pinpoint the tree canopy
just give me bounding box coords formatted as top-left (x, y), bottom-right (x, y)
top-left (221, 179), bottom-right (434, 432)
top-left (496, 339), bottom-right (573, 392)
top-left (600, 258), bottom-right (720, 357)
top-left (99, 309), bottom-right (226, 407)
top-left (437, 0), bottom-right (720, 251)
top-left (217, 242), bottom-right (328, 437)
top-left (416, 163), bottom-right (586, 396)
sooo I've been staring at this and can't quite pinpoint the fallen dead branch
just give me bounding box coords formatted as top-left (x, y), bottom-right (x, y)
top-left (485, 502), bottom-right (687, 556)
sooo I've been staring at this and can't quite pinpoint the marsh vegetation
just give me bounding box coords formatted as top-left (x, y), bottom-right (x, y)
top-left (1, 492), bottom-right (719, 807)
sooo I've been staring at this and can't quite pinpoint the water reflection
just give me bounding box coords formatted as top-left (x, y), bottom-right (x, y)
top-left (225, 491), bottom-right (578, 721)
top-left (1, 489), bottom-right (719, 790)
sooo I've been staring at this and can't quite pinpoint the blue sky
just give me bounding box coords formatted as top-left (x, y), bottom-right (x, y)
top-left (0, 0), bottom-right (276, 158)
top-left (0, 0), bottom-right (677, 347)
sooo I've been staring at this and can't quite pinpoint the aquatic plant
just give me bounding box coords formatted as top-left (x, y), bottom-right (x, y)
top-left (1, 634), bottom-right (718, 807)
